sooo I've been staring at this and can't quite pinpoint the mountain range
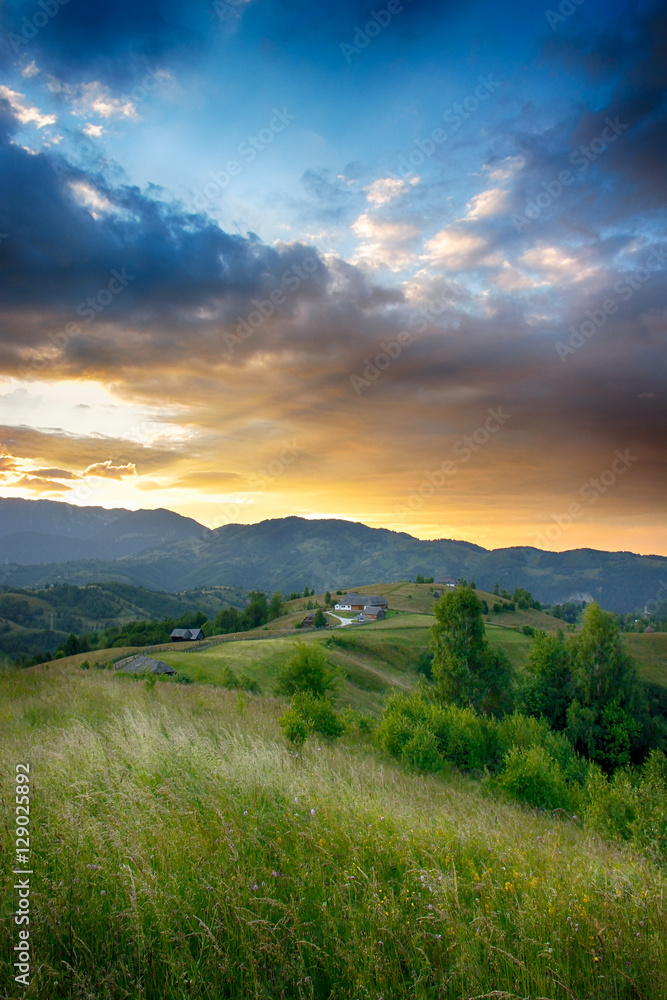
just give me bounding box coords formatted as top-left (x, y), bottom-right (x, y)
top-left (1, 498), bottom-right (665, 613)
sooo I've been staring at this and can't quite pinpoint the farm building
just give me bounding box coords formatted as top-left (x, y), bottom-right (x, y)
top-left (301, 614), bottom-right (315, 627)
top-left (360, 606), bottom-right (386, 621)
top-left (335, 593), bottom-right (388, 612)
top-left (170, 627), bottom-right (205, 642)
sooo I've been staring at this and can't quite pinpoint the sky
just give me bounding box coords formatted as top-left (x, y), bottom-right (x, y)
top-left (0, 0), bottom-right (665, 554)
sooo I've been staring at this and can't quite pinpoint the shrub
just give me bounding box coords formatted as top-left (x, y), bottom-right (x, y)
top-left (438, 704), bottom-right (501, 772)
top-left (290, 692), bottom-right (346, 738)
top-left (495, 745), bottom-right (573, 812)
top-left (402, 723), bottom-right (442, 773)
top-left (583, 764), bottom-right (637, 842)
top-left (375, 699), bottom-right (421, 758)
top-left (632, 750), bottom-right (667, 860)
top-left (341, 707), bottom-right (375, 735)
top-left (583, 751), bottom-right (667, 861)
top-left (238, 673), bottom-right (261, 694)
top-left (275, 643), bottom-right (338, 698)
top-left (278, 707), bottom-right (313, 748)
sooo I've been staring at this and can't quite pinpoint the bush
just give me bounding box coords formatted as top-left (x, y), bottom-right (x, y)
top-left (495, 746), bottom-right (573, 812)
top-left (583, 751), bottom-right (667, 861)
top-left (375, 695), bottom-right (423, 757)
top-left (278, 707), bottom-right (313, 748)
top-left (402, 723), bottom-right (442, 773)
top-left (219, 666), bottom-right (260, 694)
top-left (275, 643), bottom-right (338, 698)
top-left (437, 703), bottom-right (502, 772)
top-left (290, 692), bottom-right (346, 738)
top-left (583, 764), bottom-right (637, 842)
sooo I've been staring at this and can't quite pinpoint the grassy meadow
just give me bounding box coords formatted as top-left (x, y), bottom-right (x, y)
top-left (2, 663), bottom-right (667, 1000)
top-left (2, 584), bottom-right (666, 999)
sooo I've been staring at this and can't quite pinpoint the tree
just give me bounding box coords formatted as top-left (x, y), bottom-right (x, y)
top-left (566, 603), bottom-right (648, 770)
top-left (244, 591), bottom-right (269, 629)
top-left (493, 582), bottom-right (499, 596)
top-left (212, 607), bottom-right (244, 635)
top-left (303, 585), bottom-right (310, 598)
top-left (415, 574), bottom-right (425, 584)
top-left (522, 630), bottom-right (572, 730)
top-left (313, 607), bottom-right (327, 628)
top-left (268, 592), bottom-right (285, 621)
top-left (324, 590), bottom-right (332, 607)
top-left (275, 643), bottom-right (338, 697)
top-left (431, 586), bottom-right (514, 715)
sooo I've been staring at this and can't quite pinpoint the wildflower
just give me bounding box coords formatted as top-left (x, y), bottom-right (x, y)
top-left (295, 797), bottom-right (298, 803)
top-left (311, 808), bottom-right (315, 815)
top-left (252, 884), bottom-right (258, 891)
top-left (243, 810), bottom-right (248, 816)
top-left (100, 890), bottom-right (106, 896)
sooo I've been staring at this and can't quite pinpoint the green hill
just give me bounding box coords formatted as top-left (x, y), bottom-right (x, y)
top-left (0, 581), bottom-right (249, 664)
top-left (1, 662), bottom-right (665, 999)
top-left (40, 582), bottom-right (667, 696)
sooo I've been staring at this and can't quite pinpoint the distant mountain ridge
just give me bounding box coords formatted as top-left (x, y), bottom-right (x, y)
top-left (0, 499), bottom-right (664, 613)
top-left (0, 497), bottom-right (203, 562)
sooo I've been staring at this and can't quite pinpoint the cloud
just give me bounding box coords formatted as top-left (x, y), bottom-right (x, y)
top-left (0, 86), bottom-right (55, 128)
top-left (351, 213), bottom-right (420, 271)
top-left (50, 80), bottom-right (138, 121)
top-left (0, 0), bottom-right (213, 86)
top-left (463, 187), bottom-right (509, 220)
top-left (365, 178), bottom-right (407, 206)
top-left (83, 461), bottom-right (137, 479)
top-left (32, 467), bottom-right (81, 479)
top-left (12, 475), bottom-right (72, 492)
top-left (423, 228), bottom-right (488, 270)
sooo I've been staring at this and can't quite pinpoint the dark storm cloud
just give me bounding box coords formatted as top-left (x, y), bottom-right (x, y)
top-left (0, 0), bottom-right (217, 84)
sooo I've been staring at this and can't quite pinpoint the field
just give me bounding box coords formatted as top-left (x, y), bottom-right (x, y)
top-left (4, 585), bottom-right (665, 998)
top-left (2, 664), bottom-right (666, 999)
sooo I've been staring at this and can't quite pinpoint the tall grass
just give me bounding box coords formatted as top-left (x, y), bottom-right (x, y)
top-left (1, 666), bottom-right (666, 999)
